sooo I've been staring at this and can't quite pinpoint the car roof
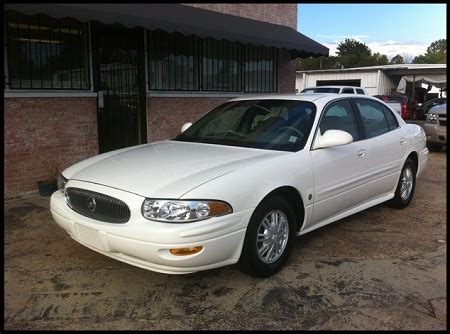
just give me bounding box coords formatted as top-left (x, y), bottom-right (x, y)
top-left (229, 93), bottom-right (379, 104)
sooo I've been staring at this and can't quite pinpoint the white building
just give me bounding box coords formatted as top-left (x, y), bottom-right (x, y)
top-left (296, 64), bottom-right (446, 97)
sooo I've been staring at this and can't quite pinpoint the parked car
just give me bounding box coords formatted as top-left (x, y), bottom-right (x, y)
top-left (423, 103), bottom-right (446, 151)
top-left (299, 85), bottom-right (367, 94)
top-left (373, 95), bottom-right (415, 120)
top-left (50, 94), bottom-right (428, 277)
top-left (421, 97), bottom-right (446, 115)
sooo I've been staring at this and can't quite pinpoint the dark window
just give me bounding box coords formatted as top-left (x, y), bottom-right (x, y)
top-left (342, 88), bottom-right (355, 94)
top-left (319, 99), bottom-right (360, 141)
top-left (243, 44), bottom-right (277, 93)
top-left (147, 30), bottom-right (200, 91)
top-left (382, 105), bottom-right (399, 130)
top-left (356, 88), bottom-right (365, 94)
top-left (202, 38), bottom-right (241, 92)
top-left (316, 79), bottom-right (361, 87)
top-left (147, 30), bottom-right (277, 93)
top-left (355, 99), bottom-right (390, 138)
top-left (5, 11), bottom-right (90, 90)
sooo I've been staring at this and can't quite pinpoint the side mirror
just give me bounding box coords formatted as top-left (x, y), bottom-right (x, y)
top-left (314, 129), bottom-right (353, 149)
top-left (180, 122), bottom-right (192, 133)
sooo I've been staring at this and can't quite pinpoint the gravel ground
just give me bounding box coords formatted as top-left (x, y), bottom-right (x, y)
top-left (4, 151), bottom-right (446, 330)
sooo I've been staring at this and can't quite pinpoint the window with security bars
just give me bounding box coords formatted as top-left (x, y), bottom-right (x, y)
top-left (147, 30), bottom-right (277, 93)
top-left (243, 44), bottom-right (277, 93)
top-left (147, 30), bottom-right (200, 91)
top-left (5, 11), bottom-right (90, 90)
top-left (202, 38), bottom-right (242, 92)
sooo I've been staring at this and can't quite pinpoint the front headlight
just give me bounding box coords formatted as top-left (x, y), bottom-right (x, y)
top-left (426, 113), bottom-right (438, 124)
top-left (141, 199), bottom-right (232, 222)
top-left (57, 174), bottom-right (68, 193)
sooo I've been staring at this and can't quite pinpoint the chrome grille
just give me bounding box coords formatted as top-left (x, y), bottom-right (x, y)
top-left (65, 187), bottom-right (131, 224)
top-left (438, 116), bottom-right (446, 126)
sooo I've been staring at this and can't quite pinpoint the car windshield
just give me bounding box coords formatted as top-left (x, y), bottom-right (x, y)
top-left (301, 88), bottom-right (340, 93)
top-left (173, 99), bottom-right (317, 152)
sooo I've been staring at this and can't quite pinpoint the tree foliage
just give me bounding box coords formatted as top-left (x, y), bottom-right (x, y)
top-left (390, 54), bottom-right (404, 64)
top-left (412, 39), bottom-right (446, 64)
top-left (297, 38), bottom-right (390, 71)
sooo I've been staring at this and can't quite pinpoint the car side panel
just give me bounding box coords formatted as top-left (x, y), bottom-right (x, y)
top-left (365, 127), bottom-right (407, 200)
top-left (307, 140), bottom-right (370, 229)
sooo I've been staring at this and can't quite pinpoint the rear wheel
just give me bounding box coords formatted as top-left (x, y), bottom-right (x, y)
top-left (238, 196), bottom-right (296, 277)
top-left (389, 158), bottom-right (416, 209)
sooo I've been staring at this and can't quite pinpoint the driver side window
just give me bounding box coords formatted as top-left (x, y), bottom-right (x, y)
top-left (319, 99), bottom-right (360, 141)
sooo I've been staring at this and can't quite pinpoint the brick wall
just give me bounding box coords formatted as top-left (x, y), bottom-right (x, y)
top-left (4, 98), bottom-right (98, 197)
top-left (278, 49), bottom-right (297, 94)
top-left (184, 3), bottom-right (297, 29)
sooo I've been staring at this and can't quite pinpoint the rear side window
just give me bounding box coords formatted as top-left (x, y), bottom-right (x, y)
top-left (319, 99), bottom-right (360, 141)
top-left (356, 89), bottom-right (365, 94)
top-left (382, 105), bottom-right (399, 130)
top-left (354, 99), bottom-right (390, 138)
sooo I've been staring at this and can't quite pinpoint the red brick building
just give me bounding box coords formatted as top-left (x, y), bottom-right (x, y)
top-left (4, 4), bottom-right (327, 198)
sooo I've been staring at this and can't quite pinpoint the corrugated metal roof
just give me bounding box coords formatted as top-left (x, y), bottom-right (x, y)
top-left (297, 64), bottom-right (446, 74)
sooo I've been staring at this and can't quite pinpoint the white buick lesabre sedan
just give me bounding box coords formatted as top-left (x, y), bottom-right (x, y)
top-left (51, 94), bottom-right (428, 277)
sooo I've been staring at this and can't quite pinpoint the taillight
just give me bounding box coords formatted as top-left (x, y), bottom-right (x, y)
top-left (401, 102), bottom-right (409, 119)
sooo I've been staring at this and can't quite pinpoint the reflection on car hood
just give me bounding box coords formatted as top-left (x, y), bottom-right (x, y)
top-left (66, 140), bottom-right (287, 198)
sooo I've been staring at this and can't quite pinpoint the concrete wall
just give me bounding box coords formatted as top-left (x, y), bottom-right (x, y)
top-left (4, 98), bottom-right (98, 197)
top-left (183, 3), bottom-right (297, 28)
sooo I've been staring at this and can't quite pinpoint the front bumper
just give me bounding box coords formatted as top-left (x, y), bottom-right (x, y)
top-left (423, 123), bottom-right (446, 146)
top-left (50, 182), bottom-right (252, 274)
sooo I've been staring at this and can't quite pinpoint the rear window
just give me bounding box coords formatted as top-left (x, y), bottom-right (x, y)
top-left (342, 88), bottom-right (355, 94)
top-left (301, 88), bottom-right (340, 93)
top-left (356, 89), bottom-right (365, 94)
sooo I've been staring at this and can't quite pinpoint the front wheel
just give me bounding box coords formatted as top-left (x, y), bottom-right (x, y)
top-left (388, 158), bottom-right (417, 209)
top-left (238, 197), bottom-right (296, 277)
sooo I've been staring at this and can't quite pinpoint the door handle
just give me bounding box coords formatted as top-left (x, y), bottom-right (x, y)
top-left (357, 149), bottom-right (366, 158)
top-left (399, 138), bottom-right (407, 145)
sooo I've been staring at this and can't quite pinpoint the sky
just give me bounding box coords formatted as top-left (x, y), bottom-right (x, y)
top-left (297, 4), bottom-right (447, 61)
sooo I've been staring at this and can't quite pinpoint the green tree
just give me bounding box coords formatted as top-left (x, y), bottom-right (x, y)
top-left (390, 54), bottom-right (404, 64)
top-left (296, 56), bottom-right (340, 71)
top-left (336, 38), bottom-right (372, 68)
top-left (371, 52), bottom-right (389, 66)
top-left (412, 39), bottom-right (446, 64)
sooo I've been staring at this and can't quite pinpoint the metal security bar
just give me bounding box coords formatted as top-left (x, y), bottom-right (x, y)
top-left (147, 29), bottom-right (200, 91)
top-left (5, 11), bottom-right (90, 90)
top-left (147, 29), bottom-right (277, 93)
top-left (243, 44), bottom-right (277, 93)
top-left (202, 37), bottom-right (241, 92)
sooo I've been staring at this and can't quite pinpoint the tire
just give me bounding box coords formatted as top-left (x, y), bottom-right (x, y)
top-left (388, 158), bottom-right (417, 209)
top-left (238, 196), bottom-right (296, 277)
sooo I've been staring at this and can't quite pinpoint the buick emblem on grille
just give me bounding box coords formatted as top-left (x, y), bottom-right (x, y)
top-left (87, 196), bottom-right (97, 212)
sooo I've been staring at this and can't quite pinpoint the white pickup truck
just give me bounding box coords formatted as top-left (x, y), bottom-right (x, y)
top-left (374, 95), bottom-right (406, 117)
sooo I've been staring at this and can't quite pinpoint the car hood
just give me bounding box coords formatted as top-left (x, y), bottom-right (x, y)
top-left (66, 140), bottom-right (287, 198)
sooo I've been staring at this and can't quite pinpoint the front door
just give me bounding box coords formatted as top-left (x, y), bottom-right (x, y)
top-left (92, 23), bottom-right (147, 153)
top-left (309, 98), bottom-right (370, 227)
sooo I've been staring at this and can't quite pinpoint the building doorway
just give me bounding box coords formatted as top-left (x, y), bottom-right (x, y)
top-left (91, 23), bottom-right (147, 153)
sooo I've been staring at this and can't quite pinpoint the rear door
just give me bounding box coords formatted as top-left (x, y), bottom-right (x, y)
top-left (352, 98), bottom-right (407, 200)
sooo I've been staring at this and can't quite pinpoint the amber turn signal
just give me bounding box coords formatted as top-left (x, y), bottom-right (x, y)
top-left (170, 246), bottom-right (203, 256)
